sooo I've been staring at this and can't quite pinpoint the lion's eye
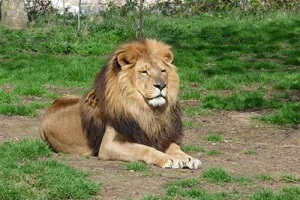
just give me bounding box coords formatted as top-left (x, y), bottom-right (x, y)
top-left (161, 69), bottom-right (167, 73)
top-left (140, 70), bottom-right (148, 75)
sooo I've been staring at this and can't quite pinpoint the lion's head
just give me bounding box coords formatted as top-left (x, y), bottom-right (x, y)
top-left (100, 39), bottom-right (179, 110)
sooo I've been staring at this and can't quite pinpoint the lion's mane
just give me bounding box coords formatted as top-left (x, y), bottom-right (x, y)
top-left (81, 39), bottom-right (183, 156)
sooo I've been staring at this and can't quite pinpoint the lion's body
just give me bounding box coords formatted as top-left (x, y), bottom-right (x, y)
top-left (40, 95), bottom-right (93, 155)
top-left (40, 39), bottom-right (201, 169)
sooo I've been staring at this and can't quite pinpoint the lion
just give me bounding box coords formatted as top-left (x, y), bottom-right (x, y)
top-left (40, 39), bottom-right (201, 169)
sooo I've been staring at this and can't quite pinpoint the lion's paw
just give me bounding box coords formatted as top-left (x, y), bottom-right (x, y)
top-left (183, 157), bottom-right (202, 170)
top-left (162, 157), bottom-right (185, 169)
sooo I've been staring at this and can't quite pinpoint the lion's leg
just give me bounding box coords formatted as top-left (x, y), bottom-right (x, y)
top-left (98, 126), bottom-right (190, 169)
top-left (165, 143), bottom-right (202, 169)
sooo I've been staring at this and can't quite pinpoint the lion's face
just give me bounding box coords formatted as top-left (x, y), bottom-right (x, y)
top-left (114, 39), bottom-right (179, 108)
top-left (134, 58), bottom-right (168, 107)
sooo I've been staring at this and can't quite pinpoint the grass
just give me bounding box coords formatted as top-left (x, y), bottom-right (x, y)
top-left (182, 145), bottom-right (206, 153)
top-left (280, 174), bottom-right (300, 183)
top-left (147, 167), bottom-right (300, 200)
top-left (182, 145), bottom-right (221, 156)
top-left (244, 150), bottom-right (258, 155)
top-left (202, 91), bottom-right (280, 111)
top-left (0, 140), bottom-right (99, 199)
top-left (250, 187), bottom-right (300, 200)
top-left (124, 161), bottom-right (148, 172)
top-left (262, 103), bottom-right (300, 125)
top-left (206, 149), bottom-right (221, 156)
top-left (202, 167), bottom-right (232, 184)
top-left (0, 11), bottom-right (299, 125)
top-left (256, 174), bottom-right (274, 181)
top-left (205, 132), bottom-right (224, 143)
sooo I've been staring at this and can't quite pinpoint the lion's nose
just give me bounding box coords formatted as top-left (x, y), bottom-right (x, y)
top-left (154, 81), bottom-right (166, 91)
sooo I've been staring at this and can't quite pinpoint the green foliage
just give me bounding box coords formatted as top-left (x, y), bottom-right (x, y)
top-left (262, 103), bottom-right (300, 125)
top-left (202, 167), bottom-right (231, 184)
top-left (206, 150), bottom-right (221, 156)
top-left (205, 133), bottom-right (224, 143)
top-left (157, 169), bottom-right (300, 200)
top-left (163, 178), bottom-right (220, 199)
top-left (0, 89), bottom-right (15, 103)
top-left (280, 174), bottom-right (300, 183)
top-left (0, 140), bottom-right (99, 200)
top-left (124, 161), bottom-right (148, 172)
top-left (0, 103), bottom-right (47, 117)
top-left (232, 176), bottom-right (253, 185)
top-left (250, 187), bottom-right (300, 200)
top-left (202, 91), bottom-right (280, 111)
top-left (0, 139), bottom-right (51, 162)
top-left (152, 0), bottom-right (299, 16)
top-left (164, 178), bottom-right (199, 189)
top-left (256, 174), bottom-right (274, 181)
top-left (182, 120), bottom-right (194, 129)
top-left (0, 10), bottom-right (299, 126)
top-left (183, 106), bottom-right (211, 117)
top-left (182, 145), bottom-right (205, 153)
top-left (142, 195), bottom-right (161, 200)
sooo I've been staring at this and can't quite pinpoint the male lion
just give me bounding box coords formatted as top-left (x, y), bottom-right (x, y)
top-left (40, 39), bottom-right (201, 169)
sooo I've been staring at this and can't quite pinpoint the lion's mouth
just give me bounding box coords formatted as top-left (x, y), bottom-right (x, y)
top-left (149, 94), bottom-right (165, 100)
top-left (148, 95), bottom-right (166, 107)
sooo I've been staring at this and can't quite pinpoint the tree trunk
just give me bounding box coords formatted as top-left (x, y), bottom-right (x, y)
top-left (136, 0), bottom-right (143, 38)
top-left (78, 0), bottom-right (81, 33)
top-left (1, 0), bottom-right (28, 29)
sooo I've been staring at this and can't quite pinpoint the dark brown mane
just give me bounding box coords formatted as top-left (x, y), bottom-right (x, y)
top-left (81, 65), bottom-right (108, 156)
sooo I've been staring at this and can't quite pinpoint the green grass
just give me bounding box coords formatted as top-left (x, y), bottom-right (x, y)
top-left (182, 120), bottom-right (194, 129)
top-left (124, 161), bottom-right (148, 172)
top-left (205, 132), bottom-right (224, 143)
top-left (250, 187), bottom-right (300, 200)
top-left (262, 103), bottom-right (300, 125)
top-left (0, 102), bottom-right (48, 117)
top-left (256, 174), bottom-right (274, 181)
top-left (280, 174), bottom-right (300, 183)
top-left (182, 145), bottom-right (206, 153)
top-left (0, 140), bottom-right (100, 199)
top-left (202, 167), bottom-right (232, 184)
top-left (183, 106), bottom-right (210, 117)
top-left (0, 11), bottom-right (299, 126)
top-left (206, 149), bottom-right (221, 156)
top-left (202, 91), bottom-right (281, 111)
top-left (244, 150), bottom-right (258, 155)
top-left (149, 167), bottom-right (300, 200)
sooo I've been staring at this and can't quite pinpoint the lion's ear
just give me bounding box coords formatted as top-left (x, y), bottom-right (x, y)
top-left (163, 51), bottom-right (174, 64)
top-left (117, 52), bottom-right (138, 69)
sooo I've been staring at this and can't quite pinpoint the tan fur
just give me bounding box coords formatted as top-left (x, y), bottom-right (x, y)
top-left (40, 39), bottom-right (201, 169)
top-left (40, 95), bottom-right (93, 155)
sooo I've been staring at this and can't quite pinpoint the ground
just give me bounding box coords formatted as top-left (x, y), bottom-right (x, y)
top-left (0, 110), bottom-right (299, 199)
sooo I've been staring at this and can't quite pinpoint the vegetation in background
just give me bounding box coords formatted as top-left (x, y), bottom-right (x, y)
top-left (0, 140), bottom-right (99, 199)
top-left (1, 7), bottom-right (299, 124)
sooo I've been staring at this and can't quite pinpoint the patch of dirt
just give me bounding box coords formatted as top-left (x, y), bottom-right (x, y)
top-left (0, 115), bottom-right (40, 142)
top-left (0, 111), bottom-right (299, 199)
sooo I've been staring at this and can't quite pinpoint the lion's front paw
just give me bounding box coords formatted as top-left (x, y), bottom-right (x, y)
top-left (183, 157), bottom-right (202, 170)
top-left (162, 157), bottom-right (185, 169)
top-left (157, 154), bottom-right (201, 169)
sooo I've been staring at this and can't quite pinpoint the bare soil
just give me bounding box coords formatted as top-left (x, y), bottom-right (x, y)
top-left (0, 110), bottom-right (299, 199)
